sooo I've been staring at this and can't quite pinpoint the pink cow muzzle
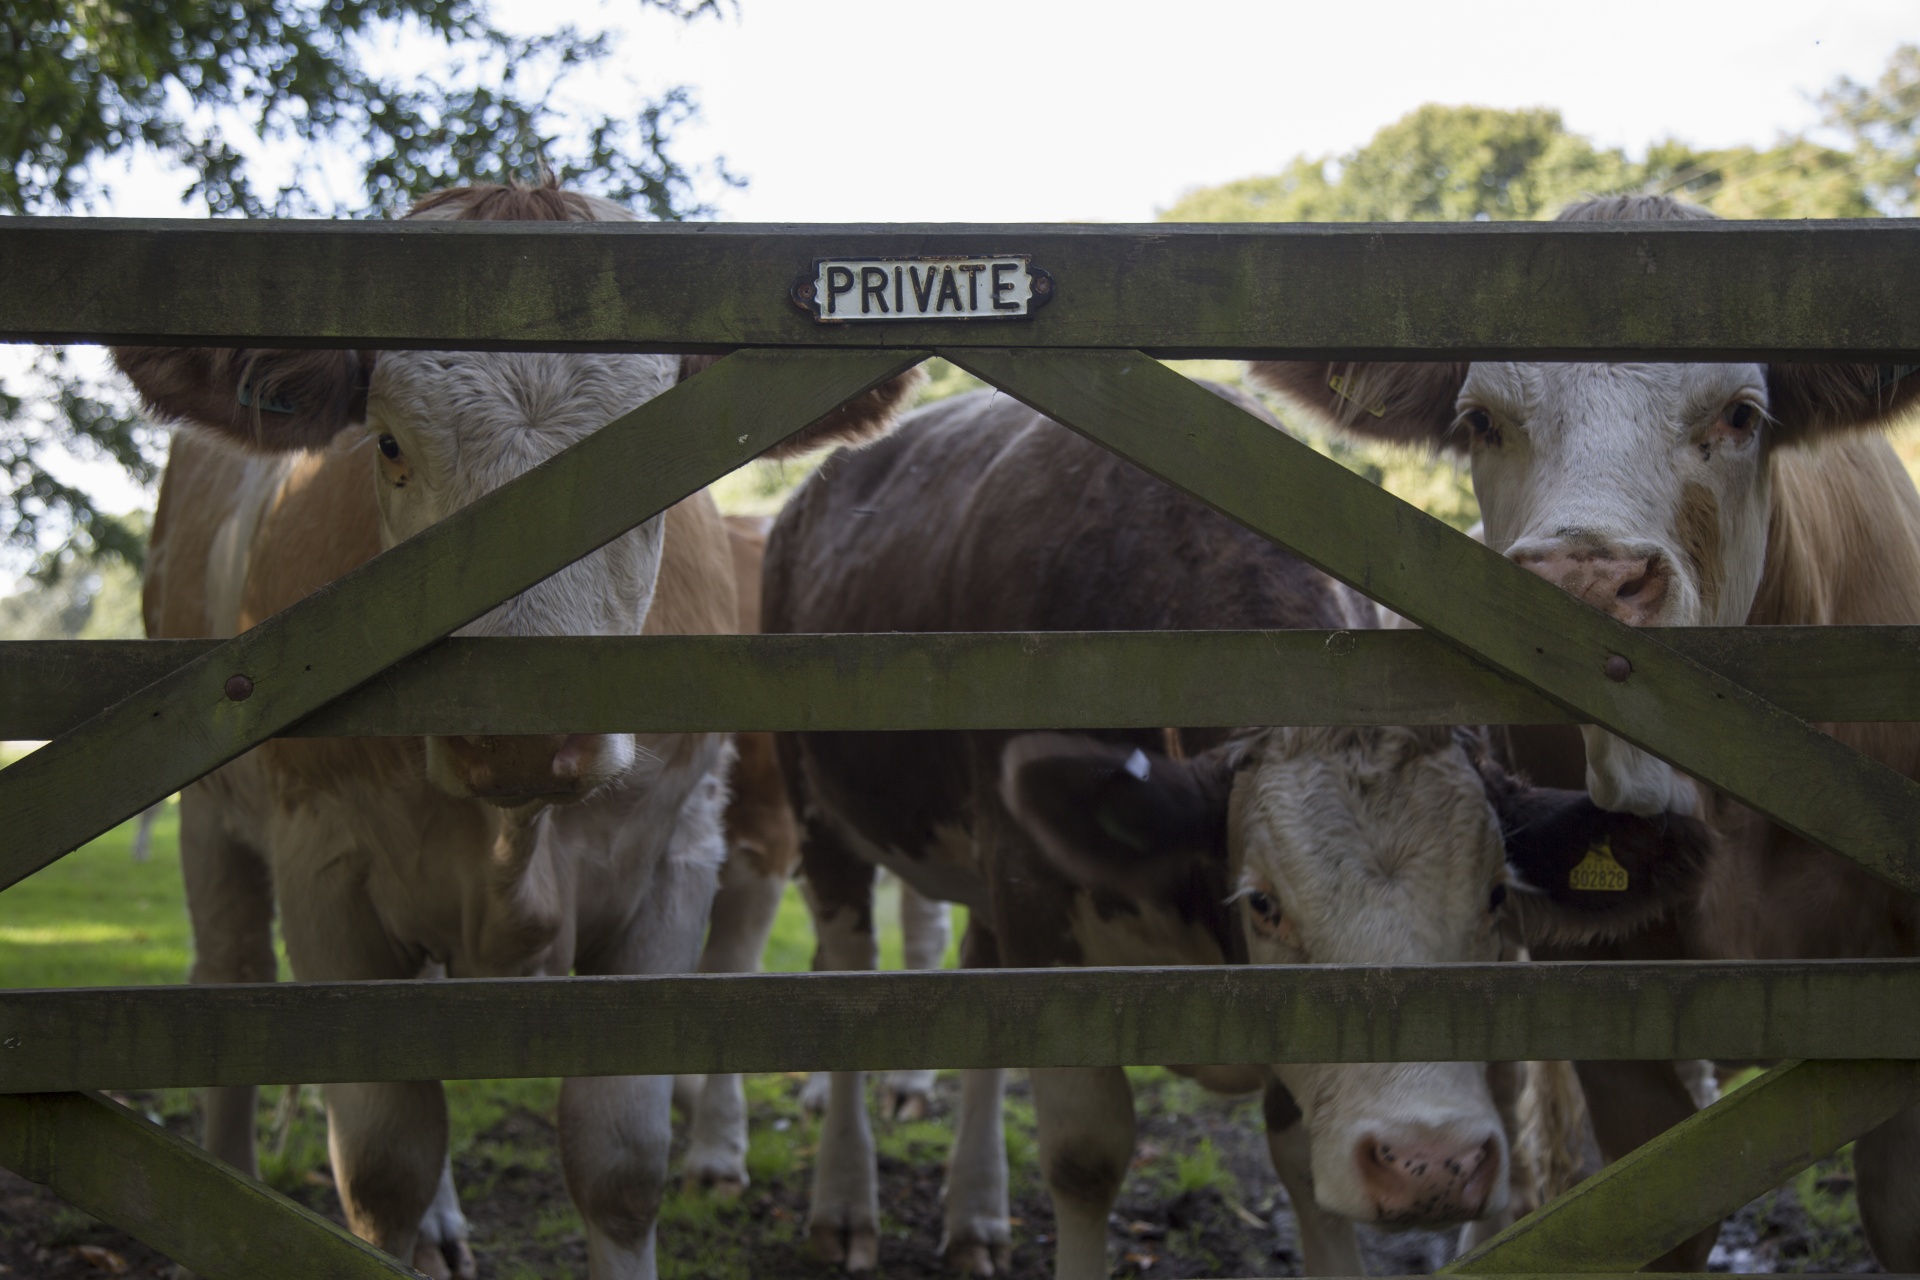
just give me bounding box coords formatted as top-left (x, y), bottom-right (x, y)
top-left (1511, 541), bottom-right (1673, 626)
top-left (1353, 1129), bottom-right (1503, 1227)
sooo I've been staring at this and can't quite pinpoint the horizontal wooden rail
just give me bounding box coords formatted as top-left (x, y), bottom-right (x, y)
top-left (5, 218), bottom-right (1920, 358)
top-left (3, 961), bottom-right (1917, 1092)
top-left (3, 626), bottom-right (1918, 741)
top-left (0, 1091), bottom-right (413, 1279)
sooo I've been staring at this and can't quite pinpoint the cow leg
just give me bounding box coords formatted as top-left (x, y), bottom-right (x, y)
top-left (275, 825), bottom-right (446, 1268)
top-left (1030, 1066), bottom-right (1133, 1280)
top-left (1855, 1101), bottom-right (1920, 1268)
top-left (799, 819), bottom-right (882, 1272)
top-left (414, 1157), bottom-right (476, 1280)
top-left (178, 783), bottom-right (275, 1178)
top-left (885, 880), bottom-right (952, 1120)
top-left (1263, 1081), bottom-right (1362, 1277)
top-left (681, 842), bottom-right (791, 1194)
top-left (562, 760), bottom-right (729, 1280)
top-left (1573, 1060), bottom-right (1716, 1270)
top-left (942, 922), bottom-right (1010, 1276)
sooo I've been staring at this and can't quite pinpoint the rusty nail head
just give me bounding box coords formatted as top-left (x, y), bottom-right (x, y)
top-left (1603, 655), bottom-right (1632, 683)
top-left (225, 674), bottom-right (254, 701)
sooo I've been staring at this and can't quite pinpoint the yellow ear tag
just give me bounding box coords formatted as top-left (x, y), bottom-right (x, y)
top-left (1569, 839), bottom-right (1630, 892)
top-left (1327, 373), bottom-right (1388, 419)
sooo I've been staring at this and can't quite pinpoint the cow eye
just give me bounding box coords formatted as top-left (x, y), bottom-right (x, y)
top-left (1488, 883), bottom-right (1508, 912)
top-left (1245, 889), bottom-right (1282, 924)
top-left (377, 434), bottom-right (402, 461)
top-left (1459, 407), bottom-right (1501, 447)
top-left (1720, 401), bottom-right (1762, 438)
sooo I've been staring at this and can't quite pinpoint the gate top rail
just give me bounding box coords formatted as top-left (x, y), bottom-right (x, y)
top-left (4, 216), bottom-right (1919, 359)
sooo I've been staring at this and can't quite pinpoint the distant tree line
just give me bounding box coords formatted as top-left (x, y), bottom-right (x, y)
top-left (1161, 46), bottom-right (1920, 223)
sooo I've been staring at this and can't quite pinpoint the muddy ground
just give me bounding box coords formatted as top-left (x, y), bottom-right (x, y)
top-left (0, 1070), bottom-right (1879, 1279)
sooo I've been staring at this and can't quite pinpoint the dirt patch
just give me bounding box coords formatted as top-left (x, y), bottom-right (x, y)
top-left (0, 1076), bottom-right (1883, 1278)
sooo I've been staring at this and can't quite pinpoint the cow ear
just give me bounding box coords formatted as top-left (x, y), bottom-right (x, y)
top-left (113, 346), bottom-right (374, 453)
top-left (1245, 361), bottom-right (1470, 451)
top-left (1765, 363), bottom-right (1920, 448)
top-left (762, 364), bottom-right (927, 461)
top-left (1485, 768), bottom-right (1711, 947)
top-left (674, 353), bottom-right (925, 461)
top-left (1000, 733), bottom-right (1234, 899)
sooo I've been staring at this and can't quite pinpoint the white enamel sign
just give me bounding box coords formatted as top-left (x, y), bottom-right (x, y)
top-left (793, 257), bottom-right (1054, 322)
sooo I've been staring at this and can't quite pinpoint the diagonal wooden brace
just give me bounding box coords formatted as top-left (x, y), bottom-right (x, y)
top-left (943, 347), bottom-right (1920, 895)
top-left (0, 1090), bottom-right (413, 1279)
top-left (1449, 1059), bottom-right (1920, 1272)
top-left (0, 348), bottom-right (926, 888)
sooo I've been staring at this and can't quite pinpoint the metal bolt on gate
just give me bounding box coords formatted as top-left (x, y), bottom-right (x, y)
top-left (3, 215), bottom-right (1920, 1277)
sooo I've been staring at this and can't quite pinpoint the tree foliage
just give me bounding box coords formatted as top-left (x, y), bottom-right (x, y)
top-left (1819, 43), bottom-right (1920, 216)
top-left (1160, 96), bottom-right (1888, 224)
top-left (1, 0), bottom-right (732, 580)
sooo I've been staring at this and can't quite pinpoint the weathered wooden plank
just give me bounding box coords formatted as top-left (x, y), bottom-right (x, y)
top-left (3, 962), bottom-right (1918, 1092)
top-left (6, 218), bottom-right (1920, 359)
top-left (950, 348), bottom-right (1920, 895)
top-left (0, 1091), bottom-right (411, 1279)
top-left (1450, 1059), bottom-right (1920, 1273)
top-left (6, 626), bottom-right (1920, 741)
top-left (0, 349), bottom-right (925, 889)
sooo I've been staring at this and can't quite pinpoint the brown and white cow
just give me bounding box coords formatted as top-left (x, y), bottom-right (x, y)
top-left (1251, 193), bottom-right (1920, 1270)
top-left (121, 179), bottom-right (917, 1280)
top-left (763, 386), bottom-right (1708, 1279)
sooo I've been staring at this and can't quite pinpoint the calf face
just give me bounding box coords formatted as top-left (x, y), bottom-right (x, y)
top-left (117, 179), bottom-right (919, 807)
top-left (1249, 195), bottom-right (1920, 813)
top-left (1002, 727), bottom-right (1708, 1230)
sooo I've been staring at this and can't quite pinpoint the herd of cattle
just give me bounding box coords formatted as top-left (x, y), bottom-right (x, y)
top-left (107, 181), bottom-right (1920, 1280)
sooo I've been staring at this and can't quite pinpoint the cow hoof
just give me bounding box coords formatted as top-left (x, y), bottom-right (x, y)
top-left (810, 1219), bottom-right (879, 1272)
top-left (844, 1228), bottom-right (880, 1272)
top-left (412, 1237), bottom-right (476, 1280)
top-left (886, 1089), bottom-right (930, 1122)
top-left (944, 1240), bottom-right (1011, 1276)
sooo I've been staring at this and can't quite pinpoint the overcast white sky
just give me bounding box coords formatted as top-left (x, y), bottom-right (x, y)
top-left (498, 0), bottom-right (1918, 223)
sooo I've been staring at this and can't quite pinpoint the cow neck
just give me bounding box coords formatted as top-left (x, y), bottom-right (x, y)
top-left (1747, 433), bottom-right (1920, 629)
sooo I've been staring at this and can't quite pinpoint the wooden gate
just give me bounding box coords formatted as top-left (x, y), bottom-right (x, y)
top-left (3, 216), bottom-right (1920, 1277)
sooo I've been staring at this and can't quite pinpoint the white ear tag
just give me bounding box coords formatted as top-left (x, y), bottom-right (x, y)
top-left (1125, 749), bottom-right (1151, 781)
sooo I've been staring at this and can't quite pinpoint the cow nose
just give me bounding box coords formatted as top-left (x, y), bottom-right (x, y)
top-left (1512, 545), bottom-right (1670, 625)
top-left (1354, 1132), bottom-right (1501, 1226)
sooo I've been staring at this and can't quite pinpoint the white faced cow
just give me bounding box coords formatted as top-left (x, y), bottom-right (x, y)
top-left (762, 386), bottom-right (1707, 1279)
top-left (120, 179), bottom-right (917, 1280)
top-left (1252, 193), bottom-right (1920, 1270)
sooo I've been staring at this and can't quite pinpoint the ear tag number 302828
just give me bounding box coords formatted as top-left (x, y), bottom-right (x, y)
top-left (1569, 839), bottom-right (1629, 892)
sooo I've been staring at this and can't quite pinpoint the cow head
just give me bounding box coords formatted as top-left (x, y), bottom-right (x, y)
top-left (1249, 195), bottom-right (1920, 813)
top-left (1001, 726), bottom-right (1708, 1230)
top-left (115, 178), bottom-right (920, 807)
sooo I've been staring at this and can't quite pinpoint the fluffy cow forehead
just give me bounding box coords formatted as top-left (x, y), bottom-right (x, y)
top-left (1234, 732), bottom-right (1501, 884)
top-left (369, 350), bottom-right (677, 439)
top-left (1462, 361), bottom-right (1768, 422)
